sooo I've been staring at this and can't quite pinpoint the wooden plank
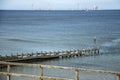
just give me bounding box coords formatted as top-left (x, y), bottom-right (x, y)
top-left (42, 76), bottom-right (73, 80)
top-left (7, 65), bottom-right (10, 80)
top-left (0, 61), bottom-right (40, 67)
top-left (116, 74), bottom-right (120, 80)
top-left (40, 65), bottom-right (43, 80)
top-left (0, 72), bottom-right (72, 80)
top-left (0, 72), bottom-right (40, 79)
top-left (77, 68), bottom-right (120, 75)
top-left (75, 69), bottom-right (79, 80)
top-left (41, 65), bottom-right (75, 71)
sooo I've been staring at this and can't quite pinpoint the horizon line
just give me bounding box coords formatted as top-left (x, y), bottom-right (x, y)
top-left (0, 9), bottom-right (120, 11)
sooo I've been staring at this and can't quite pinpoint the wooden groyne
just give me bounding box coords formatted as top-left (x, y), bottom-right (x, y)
top-left (0, 61), bottom-right (120, 80)
top-left (0, 38), bottom-right (100, 62)
top-left (0, 48), bottom-right (99, 62)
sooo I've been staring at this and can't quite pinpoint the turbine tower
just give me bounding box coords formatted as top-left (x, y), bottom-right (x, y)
top-left (93, 0), bottom-right (98, 10)
top-left (32, 0), bottom-right (34, 10)
top-left (93, 5), bottom-right (98, 10)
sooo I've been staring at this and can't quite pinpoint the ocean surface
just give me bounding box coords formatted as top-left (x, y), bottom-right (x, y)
top-left (0, 10), bottom-right (120, 80)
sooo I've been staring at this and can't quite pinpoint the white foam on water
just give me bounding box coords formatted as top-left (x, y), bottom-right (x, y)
top-left (101, 42), bottom-right (113, 47)
top-left (101, 38), bottom-right (120, 47)
top-left (100, 38), bottom-right (120, 53)
top-left (112, 38), bottom-right (120, 43)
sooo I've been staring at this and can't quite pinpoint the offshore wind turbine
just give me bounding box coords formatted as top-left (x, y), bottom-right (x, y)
top-left (93, 0), bottom-right (98, 10)
top-left (32, 0), bottom-right (34, 10)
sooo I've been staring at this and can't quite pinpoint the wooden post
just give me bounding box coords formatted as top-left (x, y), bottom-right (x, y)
top-left (116, 74), bottom-right (120, 80)
top-left (97, 49), bottom-right (99, 54)
top-left (7, 65), bottom-right (10, 80)
top-left (26, 53), bottom-right (28, 57)
top-left (16, 53), bottom-right (18, 58)
top-left (40, 53), bottom-right (42, 56)
top-left (31, 52), bottom-right (33, 57)
top-left (77, 50), bottom-right (79, 56)
top-left (6, 54), bottom-right (7, 57)
top-left (75, 69), bottom-right (79, 80)
top-left (80, 50), bottom-right (82, 56)
top-left (36, 51), bottom-right (38, 56)
top-left (11, 53), bottom-right (13, 57)
top-left (94, 37), bottom-right (97, 54)
top-left (40, 65), bottom-right (43, 80)
top-left (90, 49), bottom-right (93, 55)
top-left (36, 53), bottom-right (38, 56)
top-left (21, 53), bottom-right (23, 58)
top-left (49, 51), bottom-right (52, 55)
top-left (88, 49), bottom-right (90, 55)
top-left (84, 49), bottom-right (86, 55)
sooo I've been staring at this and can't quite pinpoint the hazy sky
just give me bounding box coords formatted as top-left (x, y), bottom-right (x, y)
top-left (0, 0), bottom-right (120, 10)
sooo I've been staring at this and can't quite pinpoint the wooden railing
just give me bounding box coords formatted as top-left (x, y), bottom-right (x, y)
top-left (0, 61), bottom-right (120, 80)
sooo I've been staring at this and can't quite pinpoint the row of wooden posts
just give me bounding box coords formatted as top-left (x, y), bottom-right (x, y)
top-left (0, 48), bottom-right (99, 61)
top-left (0, 61), bottom-right (120, 80)
top-left (5, 48), bottom-right (99, 57)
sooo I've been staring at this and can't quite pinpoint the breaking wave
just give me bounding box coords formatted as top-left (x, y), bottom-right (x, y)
top-left (101, 38), bottom-right (120, 47)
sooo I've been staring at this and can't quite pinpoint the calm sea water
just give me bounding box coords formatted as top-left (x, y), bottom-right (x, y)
top-left (0, 10), bottom-right (120, 80)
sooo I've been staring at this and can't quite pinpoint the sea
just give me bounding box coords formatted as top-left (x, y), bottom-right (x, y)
top-left (0, 10), bottom-right (120, 80)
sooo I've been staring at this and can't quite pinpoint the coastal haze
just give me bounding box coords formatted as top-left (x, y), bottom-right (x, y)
top-left (0, 10), bottom-right (120, 80)
top-left (0, 0), bottom-right (120, 10)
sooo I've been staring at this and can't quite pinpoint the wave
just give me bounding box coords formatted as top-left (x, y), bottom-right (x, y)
top-left (101, 38), bottom-right (120, 47)
top-left (101, 42), bottom-right (114, 47)
top-left (7, 38), bottom-right (37, 43)
top-left (100, 38), bottom-right (120, 53)
top-left (112, 38), bottom-right (120, 43)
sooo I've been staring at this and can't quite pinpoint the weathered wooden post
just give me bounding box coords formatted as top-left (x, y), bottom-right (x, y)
top-left (36, 53), bottom-right (38, 56)
top-left (57, 50), bottom-right (60, 56)
top-left (90, 49), bottom-right (93, 55)
top-left (21, 53), bottom-right (23, 58)
top-left (84, 49), bottom-right (87, 56)
top-left (77, 50), bottom-right (80, 56)
top-left (26, 52), bottom-right (29, 57)
top-left (7, 65), bottom-right (10, 80)
top-left (40, 51), bottom-right (42, 56)
top-left (5, 54), bottom-right (7, 57)
top-left (11, 53), bottom-right (13, 57)
top-left (49, 51), bottom-right (51, 56)
top-left (53, 51), bottom-right (55, 56)
top-left (80, 50), bottom-right (82, 56)
top-left (94, 37), bottom-right (97, 54)
top-left (66, 50), bottom-right (70, 58)
top-left (116, 74), bottom-right (120, 80)
top-left (36, 51), bottom-right (38, 56)
top-left (16, 53), bottom-right (18, 58)
top-left (97, 49), bottom-right (100, 54)
top-left (74, 50), bottom-right (78, 57)
top-left (88, 49), bottom-right (90, 55)
top-left (40, 65), bottom-right (43, 80)
top-left (31, 52), bottom-right (33, 57)
top-left (75, 69), bottom-right (79, 80)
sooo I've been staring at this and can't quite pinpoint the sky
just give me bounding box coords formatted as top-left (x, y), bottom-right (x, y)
top-left (0, 0), bottom-right (120, 10)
